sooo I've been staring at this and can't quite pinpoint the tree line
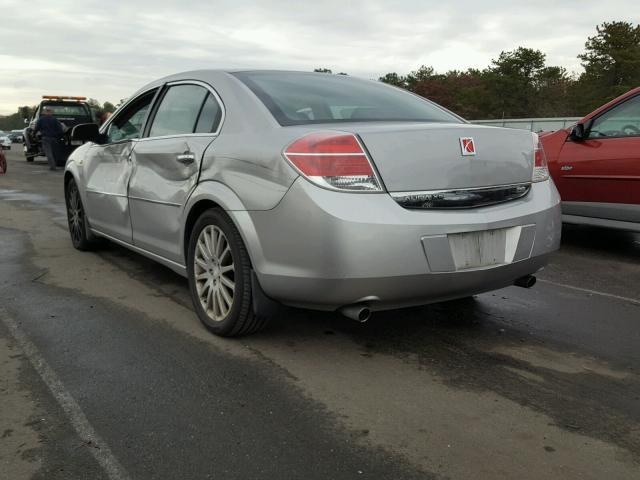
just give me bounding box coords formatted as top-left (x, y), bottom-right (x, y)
top-left (332, 21), bottom-right (640, 119)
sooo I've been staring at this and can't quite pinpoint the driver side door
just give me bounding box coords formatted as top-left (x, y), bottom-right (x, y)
top-left (557, 94), bottom-right (640, 222)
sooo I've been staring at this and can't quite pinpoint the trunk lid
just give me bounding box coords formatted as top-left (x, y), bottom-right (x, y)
top-left (346, 123), bottom-right (534, 192)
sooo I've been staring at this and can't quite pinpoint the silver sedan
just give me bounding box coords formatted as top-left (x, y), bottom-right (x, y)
top-left (64, 70), bottom-right (561, 336)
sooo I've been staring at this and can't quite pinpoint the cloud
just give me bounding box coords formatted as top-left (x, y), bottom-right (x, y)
top-left (0, 0), bottom-right (633, 113)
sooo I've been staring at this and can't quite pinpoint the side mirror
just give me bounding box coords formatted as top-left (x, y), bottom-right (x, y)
top-left (71, 123), bottom-right (100, 143)
top-left (569, 119), bottom-right (593, 141)
top-left (569, 123), bottom-right (585, 141)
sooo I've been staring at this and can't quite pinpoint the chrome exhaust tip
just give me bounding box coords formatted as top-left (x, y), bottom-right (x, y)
top-left (514, 274), bottom-right (537, 288)
top-left (339, 304), bottom-right (371, 323)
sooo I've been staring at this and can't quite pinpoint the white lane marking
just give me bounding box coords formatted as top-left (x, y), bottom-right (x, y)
top-left (1, 312), bottom-right (131, 480)
top-left (538, 279), bottom-right (640, 306)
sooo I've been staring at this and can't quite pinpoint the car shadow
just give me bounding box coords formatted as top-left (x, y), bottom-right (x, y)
top-left (560, 223), bottom-right (640, 261)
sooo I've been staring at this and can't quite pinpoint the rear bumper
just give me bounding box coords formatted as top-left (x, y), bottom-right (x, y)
top-left (243, 178), bottom-right (561, 311)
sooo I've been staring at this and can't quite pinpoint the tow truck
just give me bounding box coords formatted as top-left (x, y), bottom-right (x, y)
top-left (23, 96), bottom-right (94, 165)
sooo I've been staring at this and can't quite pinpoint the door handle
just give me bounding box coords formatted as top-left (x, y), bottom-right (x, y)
top-left (176, 152), bottom-right (196, 165)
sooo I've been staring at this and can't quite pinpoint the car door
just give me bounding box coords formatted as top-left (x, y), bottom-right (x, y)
top-left (82, 88), bottom-right (159, 242)
top-left (556, 94), bottom-right (640, 222)
top-left (127, 81), bottom-right (224, 263)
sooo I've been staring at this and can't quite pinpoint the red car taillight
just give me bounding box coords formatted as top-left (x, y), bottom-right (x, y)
top-left (283, 132), bottom-right (382, 192)
top-left (532, 132), bottom-right (549, 183)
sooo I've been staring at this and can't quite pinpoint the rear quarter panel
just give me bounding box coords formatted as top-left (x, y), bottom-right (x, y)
top-left (196, 72), bottom-right (300, 210)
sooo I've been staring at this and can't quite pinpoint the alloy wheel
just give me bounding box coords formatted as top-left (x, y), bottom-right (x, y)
top-left (67, 183), bottom-right (84, 245)
top-left (194, 225), bottom-right (235, 322)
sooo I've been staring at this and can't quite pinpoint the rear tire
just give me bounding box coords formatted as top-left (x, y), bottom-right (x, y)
top-left (65, 178), bottom-right (94, 251)
top-left (187, 208), bottom-right (268, 337)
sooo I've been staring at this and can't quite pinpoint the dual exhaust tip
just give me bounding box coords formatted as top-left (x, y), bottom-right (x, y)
top-left (339, 275), bottom-right (536, 322)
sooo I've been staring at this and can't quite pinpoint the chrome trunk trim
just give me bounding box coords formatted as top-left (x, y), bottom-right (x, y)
top-left (391, 183), bottom-right (531, 209)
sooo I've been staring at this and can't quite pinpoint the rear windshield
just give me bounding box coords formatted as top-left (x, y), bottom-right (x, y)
top-left (233, 71), bottom-right (461, 126)
top-left (42, 103), bottom-right (90, 117)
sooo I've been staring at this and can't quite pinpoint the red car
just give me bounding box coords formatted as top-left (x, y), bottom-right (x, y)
top-left (540, 87), bottom-right (640, 232)
top-left (0, 148), bottom-right (6, 174)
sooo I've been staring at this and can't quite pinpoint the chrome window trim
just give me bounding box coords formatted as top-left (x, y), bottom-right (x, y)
top-left (99, 85), bottom-right (160, 136)
top-left (98, 79), bottom-right (226, 144)
top-left (391, 182), bottom-right (532, 209)
top-left (135, 132), bottom-right (219, 143)
top-left (139, 79), bottom-right (226, 142)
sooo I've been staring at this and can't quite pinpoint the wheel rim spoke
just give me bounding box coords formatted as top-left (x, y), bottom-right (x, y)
top-left (220, 264), bottom-right (234, 274)
top-left (219, 282), bottom-right (233, 307)
top-left (220, 275), bottom-right (234, 291)
top-left (194, 225), bottom-right (235, 323)
top-left (195, 258), bottom-right (208, 270)
top-left (203, 229), bottom-right (214, 258)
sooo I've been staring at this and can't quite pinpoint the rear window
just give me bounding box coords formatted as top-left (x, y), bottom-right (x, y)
top-left (232, 71), bottom-right (461, 126)
top-left (42, 103), bottom-right (90, 117)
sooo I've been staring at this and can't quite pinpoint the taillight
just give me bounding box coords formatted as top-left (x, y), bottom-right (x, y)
top-left (283, 132), bottom-right (382, 192)
top-left (532, 132), bottom-right (549, 182)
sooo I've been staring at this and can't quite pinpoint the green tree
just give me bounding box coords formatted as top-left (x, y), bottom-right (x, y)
top-left (485, 47), bottom-right (547, 118)
top-left (379, 72), bottom-right (406, 88)
top-left (18, 106), bottom-right (35, 122)
top-left (102, 101), bottom-right (116, 113)
top-left (577, 21), bottom-right (640, 110)
top-left (405, 65), bottom-right (435, 91)
top-left (86, 98), bottom-right (101, 109)
top-left (535, 66), bottom-right (575, 117)
top-left (0, 106), bottom-right (35, 130)
top-left (313, 68), bottom-right (332, 73)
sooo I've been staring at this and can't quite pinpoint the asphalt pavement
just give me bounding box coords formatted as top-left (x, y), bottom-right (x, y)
top-left (1, 147), bottom-right (639, 479)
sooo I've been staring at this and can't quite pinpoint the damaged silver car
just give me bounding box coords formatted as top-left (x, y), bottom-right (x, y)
top-left (64, 70), bottom-right (561, 336)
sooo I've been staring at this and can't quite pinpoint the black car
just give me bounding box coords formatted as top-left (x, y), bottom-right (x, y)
top-left (23, 96), bottom-right (94, 165)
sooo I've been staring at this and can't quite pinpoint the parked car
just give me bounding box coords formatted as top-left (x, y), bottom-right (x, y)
top-left (64, 70), bottom-right (561, 336)
top-left (541, 87), bottom-right (640, 232)
top-left (9, 130), bottom-right (24, 143)
top-left (0, 133), bottom-right (11, 150)
top-left (23, 96), bottom-right (93, 164)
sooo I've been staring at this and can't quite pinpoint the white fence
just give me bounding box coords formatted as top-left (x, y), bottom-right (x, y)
top-left (471, 117), bottom-right (581, 132)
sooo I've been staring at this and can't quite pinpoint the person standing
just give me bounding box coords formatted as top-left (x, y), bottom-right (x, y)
top-left (34, 107), bottom-right (64, 170)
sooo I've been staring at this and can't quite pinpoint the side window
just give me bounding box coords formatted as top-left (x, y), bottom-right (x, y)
top-left (105, 90), bottom-right (157, 143)
top-left (589, 95), bottom-right (640, 139)
top-left (148, 85), bottom-right (208, 137)
top-left (194, 93), bottom-right (223, 133)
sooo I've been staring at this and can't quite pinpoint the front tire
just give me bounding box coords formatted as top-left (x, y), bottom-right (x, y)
top-left (187, 209), bottom-right (268, 337)
top-left (24, 144), bottom-right (34, 161)
top-left (65, 178), bottom-right (93, 250)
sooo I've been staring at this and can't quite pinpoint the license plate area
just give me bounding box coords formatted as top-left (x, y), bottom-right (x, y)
top-left (448, 227), bottom-right (520, 270)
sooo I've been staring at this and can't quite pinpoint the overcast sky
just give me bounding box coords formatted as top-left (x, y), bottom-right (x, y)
top-left (0, 0), bottom-right (636, 114)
